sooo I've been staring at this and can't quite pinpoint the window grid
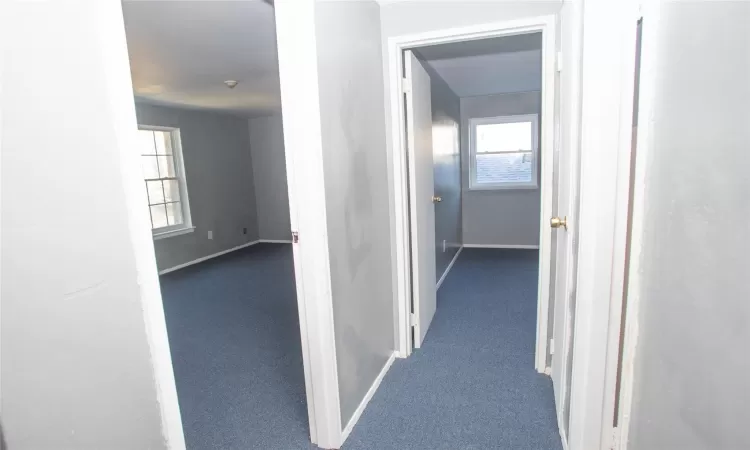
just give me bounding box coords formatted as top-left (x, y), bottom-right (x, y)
top-left (469, 114), bottom-right (539, 190)
top-left (138, 128), bottom-right (187, 230)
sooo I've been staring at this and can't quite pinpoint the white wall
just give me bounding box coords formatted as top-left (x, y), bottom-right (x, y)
top-left (249, 114), bottom-right (292, 241)
top-left (627, 2), bottom-right (750, 448)
top-left (1, 1), bottom-right (181, 448)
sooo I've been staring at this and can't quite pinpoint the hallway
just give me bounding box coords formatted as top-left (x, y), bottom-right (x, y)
top-left (345, 248), bottom-right (562, 449)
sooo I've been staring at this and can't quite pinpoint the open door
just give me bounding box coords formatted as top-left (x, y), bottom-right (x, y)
top-left (404, 50), bottom-right (437, 349)
top-left (551, 1), bottom-right (583, 434)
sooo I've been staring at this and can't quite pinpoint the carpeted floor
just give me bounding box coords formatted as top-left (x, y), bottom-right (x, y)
top-left (160, 243), bottom-right (310, 450)
top-left (344, 248), bottom-right (562, 450)
top-left (160, 244), bottom-right (561, 450)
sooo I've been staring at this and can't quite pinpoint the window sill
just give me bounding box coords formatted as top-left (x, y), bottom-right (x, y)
top-left (153, 226), bottom-right (195, 241)
top-left (468, 184), bottom-right (539, 191)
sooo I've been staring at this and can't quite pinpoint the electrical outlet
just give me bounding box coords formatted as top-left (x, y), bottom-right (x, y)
top-left (243, 227), bottom-right (247, 235)
top-left (208, 230), bottom-right (213, 240)
top-left (443, 240), bottom-right (446, 252)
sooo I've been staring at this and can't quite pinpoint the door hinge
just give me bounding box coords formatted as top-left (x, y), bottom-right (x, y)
top-left (556, 51), bottom-right (563, 72)
top-left (402, 77), bottom-right (412, 94)
top-left (291, 231), bottom-right (299, 243)
top-left (549, 338), bottom-right (555, 355)
top-left (409, 312), bottom-right (417, 326)
top-left (610, 427), bottom-right (621, 450)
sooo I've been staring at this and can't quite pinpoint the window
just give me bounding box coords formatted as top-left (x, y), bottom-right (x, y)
top-left (469, 114), bottom-right (539, 190)
top-left (137, 126), bottom-right (192, 238)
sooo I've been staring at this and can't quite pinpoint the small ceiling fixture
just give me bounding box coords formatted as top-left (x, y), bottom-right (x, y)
top-left (224, 80), bottom-right (239, 89)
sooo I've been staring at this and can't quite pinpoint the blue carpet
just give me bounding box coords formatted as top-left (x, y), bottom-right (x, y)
top-left (159, 243), bottom-right (310, 450)
top-left (161, 245), bottom-right (560, 449)
top-left (344, 248), bottom-right (562, 450)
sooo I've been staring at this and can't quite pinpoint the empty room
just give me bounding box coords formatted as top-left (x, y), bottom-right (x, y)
top-left (122, 1), bottom-right (306, 447)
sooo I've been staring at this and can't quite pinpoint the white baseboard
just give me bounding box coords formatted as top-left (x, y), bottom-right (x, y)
top-left (436, 246), bottom-right (463, 290)
top-left (463, 244), bottom-right (539, 249)
top-left (158, 240), bottom-right (260, 275)
top-left (259, 239), bottom-right (293, 244)
top-left (340, 352), bottom-right (396, 446)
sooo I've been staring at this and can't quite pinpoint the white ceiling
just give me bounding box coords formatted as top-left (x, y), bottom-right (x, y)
top-left (122, 0), bottom-right (280, 117)
top-left (416, 33), bottom-right (542, 97)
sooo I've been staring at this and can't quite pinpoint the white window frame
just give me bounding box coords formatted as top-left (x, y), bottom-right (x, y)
top-left (137, 125), bottom-right (194, 240)
top-left (468, 113), bottom-right (539, 190)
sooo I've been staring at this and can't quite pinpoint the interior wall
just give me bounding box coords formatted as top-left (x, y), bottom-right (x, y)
top-left (248, 114), bottom-right (292, 241)
top-left (135, 103), bottom-right (259, 271)
top-left (460, 91), bottom-right (542, 246)
top-left (420, 60), bottom-right (462, 280)
top-left (1, 1), bottom-right (173, 447)
top-left (314, 0), bottom-right (395, 426)
top-left (627, 2), bottom-right (750, 449)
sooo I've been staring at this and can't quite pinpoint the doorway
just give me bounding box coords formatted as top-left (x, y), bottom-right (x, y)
top-left (389, 16), bottom-right (559, 370)
top-left (366, 14), bottom-right (569, 449)
top-left (121, 2), bottom-right (308, 448)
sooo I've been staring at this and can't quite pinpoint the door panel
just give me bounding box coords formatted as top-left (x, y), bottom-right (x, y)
top-left (404, 50), bottom-right (437, 349)
top-left (552, 1), bottom-right (583, 432)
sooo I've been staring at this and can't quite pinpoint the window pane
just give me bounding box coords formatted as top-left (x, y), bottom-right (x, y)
top-left (146, 180), bottom-right (165, 204)
top-left (150, 204), bottom-right (168, 229)
top-left (153, 131), bottom-right (173, 155)
top-left (476, 152), bottom-right (532, 184)
top-left (476, 121), bottom-right (532, 153)
top-left (141, 156), bottom-right (159, 180)
top-left (157, 155), bottom-right (176, 178)
top-left (166, 202), bottom-right (183, 226)
top-left (163, 179), bottom-right (181, 202)
top-left (137, 130), bottom-right (157, 154)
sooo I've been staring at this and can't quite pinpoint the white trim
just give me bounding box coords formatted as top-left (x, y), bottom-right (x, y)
top-left (560, 429), bottom-right (570, 450)
top-left (462, 244), bottom-right (539, 250)
top-left (436, 246), bottom-right (463, 290)
top-left (387, 16), bottom-right (557, 366)
top-left (340, 353), bottom-right (396, 444)
top-left (158, 241), bottom-right (260, 275)
top-left (103, 2), bottom-right (185, 447)
top-left (617, 7), bottom-right (653, 450)
top-left (259, 239), bottom-right (293, 244)
top-left (274, 2), bottom-right (341, 448)
top-left (468, 113), bottom-right (540, 190)
top-left (153, 226), bottom-right (195, 241)
top-left (567, 0), bottom-right (640, 449)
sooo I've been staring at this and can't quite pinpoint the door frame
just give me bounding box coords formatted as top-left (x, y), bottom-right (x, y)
top-left (385, 15), bottom-right (557, 367)
top-left (567, 0), bottom-right (641, 449)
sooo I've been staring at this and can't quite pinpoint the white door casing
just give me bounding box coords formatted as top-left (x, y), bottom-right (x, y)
top-left (551, 0), bottom-right (584, 429)
top-left (404, 50), bottom-right (438, 349)
top-left (387, 16), bottom-right (558, 366)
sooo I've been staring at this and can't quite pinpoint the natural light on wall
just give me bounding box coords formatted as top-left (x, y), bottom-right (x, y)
top-left (469, 114), bottom-right (538, 190)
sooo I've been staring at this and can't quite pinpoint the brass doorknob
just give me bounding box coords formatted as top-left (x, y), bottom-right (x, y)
top-left (550, 216), bottom-right (568, 230)
top-left (432, 196), bottom-right (442, 203)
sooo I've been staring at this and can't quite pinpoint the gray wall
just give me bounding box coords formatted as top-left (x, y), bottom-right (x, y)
top-left (248, 114), bottom-right (292, 241)
top-left (460, 92), bottom-right (541, 246)
top-left (419, 60), bottom-right (462, 280)
top-left (314, 0), bottom-right (395, 425)
top-left (1, 2), bottom-right (169, 447)
top-left (135, 103), bottom-right (259, 271)
top-left (628, 2), bottom-right (750, 449)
